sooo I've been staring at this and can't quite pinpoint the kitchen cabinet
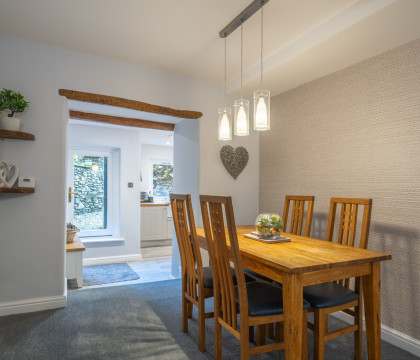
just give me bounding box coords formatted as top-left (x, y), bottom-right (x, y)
top-left (141, 204), bottom-right (171, 241)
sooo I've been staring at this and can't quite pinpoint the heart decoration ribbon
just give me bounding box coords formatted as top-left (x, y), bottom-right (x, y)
top-left (0, 160), bottom-right (19, 188)
top-left (220, 145), bottom-right (249, 180)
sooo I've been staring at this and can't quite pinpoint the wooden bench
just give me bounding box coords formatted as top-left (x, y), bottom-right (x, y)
top-left (66, 237), bottom-right (85, 288)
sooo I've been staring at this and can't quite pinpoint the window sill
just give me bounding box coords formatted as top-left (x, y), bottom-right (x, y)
top-left (80, 236), bottom-right (125, 245)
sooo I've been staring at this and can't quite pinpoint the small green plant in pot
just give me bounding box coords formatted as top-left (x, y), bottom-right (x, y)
top-left (0, 88), bottom-right (30, 131)
top-left (255, 213), bottom-right (284, 239)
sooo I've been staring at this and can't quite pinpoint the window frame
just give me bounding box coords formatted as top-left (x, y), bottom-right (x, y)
top-left (150, 157), bottom-right (173, 200)
top-left (69, 145), bottom-right (120, 238)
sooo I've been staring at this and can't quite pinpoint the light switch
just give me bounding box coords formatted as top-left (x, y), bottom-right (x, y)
top-left (128, 182), bottom-right (133, 188)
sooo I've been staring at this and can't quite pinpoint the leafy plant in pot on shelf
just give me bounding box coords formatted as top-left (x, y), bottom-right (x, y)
top-left (0, 88), bottom-right (30, 131)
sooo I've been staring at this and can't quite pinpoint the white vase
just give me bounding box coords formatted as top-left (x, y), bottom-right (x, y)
top-left (0, 116), bottom-right (21, 131)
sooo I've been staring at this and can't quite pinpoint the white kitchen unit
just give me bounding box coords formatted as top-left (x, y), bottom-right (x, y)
top-left (141, 203), bottom-right (171, 241)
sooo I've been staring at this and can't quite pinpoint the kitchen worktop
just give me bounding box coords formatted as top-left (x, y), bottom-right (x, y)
top-left (141, 202), bottom-right (170, 207)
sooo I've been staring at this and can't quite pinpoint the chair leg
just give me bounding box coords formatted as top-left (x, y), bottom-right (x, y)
top-left (249, 325), bottom-right (254, 343)
top-left (275, 322), bottom-right (284, 342)
top-left (181, 294), bottom-right (188, 333)
top-left (256, 325), bottom-right (266, 345)
top-left (314, 309), bottom-right (326, 360)
top-left (240, 326), bottom-right (250, 360)
top-left (214, 318), bottom-right (222, 360)
top-left (302, 311), bottom-right (308, 360)
top-left (354, 301), bottom-right (363, 360)
top-left (187, 301), bottom-right (193, 318)
top-left (198, 297), bottom-right (206, 352)
top-left (267, 323), bottom-right (275, 339)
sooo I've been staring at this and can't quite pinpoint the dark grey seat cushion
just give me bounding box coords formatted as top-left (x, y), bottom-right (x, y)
top-left (303, 282), bottom-right (359, 309)
top-left (236, 281), bottom-right (310, 317)
top-left (200, 266), bottom-right (255, 289)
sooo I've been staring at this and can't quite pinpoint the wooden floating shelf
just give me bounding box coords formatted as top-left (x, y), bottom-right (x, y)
top-left (0, 130), bottom-right (35, 141)
top-left (0, 187), bottom-right (35, 194)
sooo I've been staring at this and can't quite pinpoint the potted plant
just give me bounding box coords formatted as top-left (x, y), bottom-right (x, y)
top-left (255, 213), bottom-right (284, 239)
top-left (0, 88), bottom-right (30, 131)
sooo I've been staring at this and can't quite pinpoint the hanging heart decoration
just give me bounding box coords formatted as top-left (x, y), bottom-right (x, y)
top-left (220, 145), bottom-right (249, 180)
top-left (0, 160), bottom-right (19, 188)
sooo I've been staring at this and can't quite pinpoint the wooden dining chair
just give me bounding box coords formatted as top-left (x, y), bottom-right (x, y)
top-left (245, 194), bottom-right (315, 281)
top-left (303, 197), bottom-right (372, 360)
top-left (282, 195), bottom-right (315, 237)
top-left (170, 194), bottom-right (255, 352)
top-left (200, 195), bottom-right (310, 360)
top-left (170, 194), bottom-right (214, 352)
top-left (246, 195), bottom-right (314, 344)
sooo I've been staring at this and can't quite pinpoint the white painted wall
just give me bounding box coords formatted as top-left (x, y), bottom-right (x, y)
top-left (199, 91), bottom-right (260, 226)
top-left (172, 118), bottom-right (200, 276)
top-left (0, 34), bottom-right (259, 314)
top-left (68, 122), bottom-right (141, 260)
top-left (140, 144), bottom-right (173, 194)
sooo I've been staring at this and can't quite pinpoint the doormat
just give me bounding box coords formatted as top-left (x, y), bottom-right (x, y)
top-left (83, 263), bottom-right (140, 286)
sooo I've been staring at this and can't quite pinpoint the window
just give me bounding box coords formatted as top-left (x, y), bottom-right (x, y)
top-left (152, 161), bottom-right (173, 199)
top-left (69, 147), bottom-right (120, 238)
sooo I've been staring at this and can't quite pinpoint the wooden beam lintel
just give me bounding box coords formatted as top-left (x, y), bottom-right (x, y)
top-left (69, 110), bottom-right (175, 131)
top-left (59, 89), bottom-right (202, 119)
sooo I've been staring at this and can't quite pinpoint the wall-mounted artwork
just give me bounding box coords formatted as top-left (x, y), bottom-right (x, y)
top-left (220, 145), bottom-right (248, 180)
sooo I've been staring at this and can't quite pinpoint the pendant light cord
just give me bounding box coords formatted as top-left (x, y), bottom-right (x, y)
top-left (260, 5), bottom-right (263, 90)
top-left (224, 37), bottom-right (227, 101)
top-left (240, 24), bottom-right (243, 100)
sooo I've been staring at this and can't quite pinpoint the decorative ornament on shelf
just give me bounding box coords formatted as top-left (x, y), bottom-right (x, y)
top-left (255, 213), bottom-right (284, 240)
top-left (220, 145), bottom-right (248, 179)
top-left (0, 160), bottom-right (19, 188)
top-left (0, 88), bottom-right (30, 131)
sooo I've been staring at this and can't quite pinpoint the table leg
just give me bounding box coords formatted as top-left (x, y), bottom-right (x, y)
top-left (283, 273), bottom-right (304, 360)
top-left (362, 262), bottom-right (381, 360)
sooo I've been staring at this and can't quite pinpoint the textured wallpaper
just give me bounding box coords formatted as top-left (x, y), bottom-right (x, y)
top-left (260, 38), bottom-right (420, 340)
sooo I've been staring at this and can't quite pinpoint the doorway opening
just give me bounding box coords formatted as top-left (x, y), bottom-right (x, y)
top-left (140, 140), bottom-right (173, 259)
top-left (61, 90), bottom-right (200, 289)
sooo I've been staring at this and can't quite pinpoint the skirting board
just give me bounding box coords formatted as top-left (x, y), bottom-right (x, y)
top-left (0, 294), bottom-right (67, 317)
top-left (83, 253), bottom-right (142, 266)
top-left (333, 311), bottom-right (420, 357)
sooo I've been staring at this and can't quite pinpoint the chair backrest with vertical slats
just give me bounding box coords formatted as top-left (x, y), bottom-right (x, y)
top-left (325, 197), bottom-right (372, 287)
top-left (170, 194), bottom-right (202, 301)
top-left (282, 195), bottom-right (315, 237)
top-left (200, 195), bottom-right (247, 333)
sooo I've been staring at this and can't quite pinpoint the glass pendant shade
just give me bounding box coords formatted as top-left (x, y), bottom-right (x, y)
top-left (234, 99), bottom-right (249, 136)
top-left (253, 89), bottom-right (270, 131)
top-left (218, 107), bottom-right (232, 141)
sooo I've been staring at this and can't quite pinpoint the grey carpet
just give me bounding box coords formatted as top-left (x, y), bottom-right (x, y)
top-left (0, 279), bottom-right (417, 360)
top-left (82, 263), bottom-right (140, 286)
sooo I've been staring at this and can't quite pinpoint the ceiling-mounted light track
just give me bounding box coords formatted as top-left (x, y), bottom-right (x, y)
top-left (219, 0), bottom-right (270, 38)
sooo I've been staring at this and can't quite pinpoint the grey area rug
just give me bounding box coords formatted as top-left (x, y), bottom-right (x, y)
top-left (83, 263), bottom-right (140, 286)
top-left (0, 279), bottom-right (417, 360)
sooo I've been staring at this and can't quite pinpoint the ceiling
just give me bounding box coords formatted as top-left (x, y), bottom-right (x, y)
top-left (1, 0), bottom-right (420, 98)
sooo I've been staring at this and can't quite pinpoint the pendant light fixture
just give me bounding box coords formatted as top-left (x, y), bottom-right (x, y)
top-left (219, 0), bottom-right (270, 139)
top-left (234, 24), bottom-right (249, 136)
top-left (253, 4), bottom-right (270, 131)
top-left (218, 38), bottom-right (233, 141)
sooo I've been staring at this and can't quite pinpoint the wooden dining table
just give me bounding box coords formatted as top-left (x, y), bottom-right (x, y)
top-left (196, 225), bottom-right (391, 360)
